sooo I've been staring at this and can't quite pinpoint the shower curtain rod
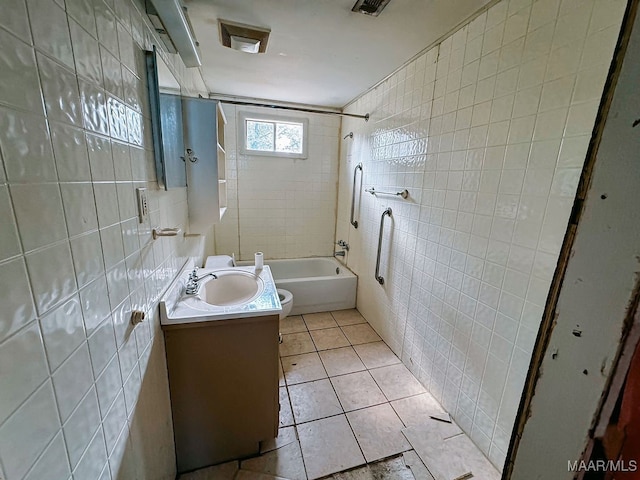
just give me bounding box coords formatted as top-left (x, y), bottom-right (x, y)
top-left (218, 99), bottom-right (370, 121)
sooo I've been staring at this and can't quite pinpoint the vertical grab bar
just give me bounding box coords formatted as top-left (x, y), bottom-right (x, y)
top-left (375, 207), bottom-right (392, 285)
top-left (350, 163), bottom-right (363, 228)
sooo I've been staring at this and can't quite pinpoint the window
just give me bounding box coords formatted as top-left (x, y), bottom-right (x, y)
top-left (239, 112), bottom-right (308, 158)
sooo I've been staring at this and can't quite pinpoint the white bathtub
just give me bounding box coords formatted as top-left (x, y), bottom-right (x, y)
top-left (266, 257), bottom-right (357, 315)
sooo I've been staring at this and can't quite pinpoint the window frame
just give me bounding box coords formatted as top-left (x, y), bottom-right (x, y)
top-left (238, 111), bottom-right (309, 159)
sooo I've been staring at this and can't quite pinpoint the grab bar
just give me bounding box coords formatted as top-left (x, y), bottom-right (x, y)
top-left (350, 163), bottom-right (363, 228)
top-left (366, 187), bottom-right (409, 199)
top-left (375, 208), bottom-right (392, 285)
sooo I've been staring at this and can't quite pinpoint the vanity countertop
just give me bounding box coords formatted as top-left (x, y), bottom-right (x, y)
top-left (160, 264), bottom-right (282, 326)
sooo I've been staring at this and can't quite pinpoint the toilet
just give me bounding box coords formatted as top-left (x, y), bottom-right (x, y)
top-left (277, 289), bottom-right (294, 320)
top-left (204, 255), bottom-right (234, 269)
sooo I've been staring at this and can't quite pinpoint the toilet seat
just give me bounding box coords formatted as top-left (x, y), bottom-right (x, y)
top-left (278, 289), bottom-right (293, 305)
top-left (277, 289), bottom-right (293, 320)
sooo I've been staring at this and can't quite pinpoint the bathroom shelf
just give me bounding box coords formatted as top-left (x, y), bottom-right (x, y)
top-left (184, 99), bottom-right (228, 233)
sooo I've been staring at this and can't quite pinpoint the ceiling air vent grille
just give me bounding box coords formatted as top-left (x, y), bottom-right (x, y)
top-left (352, 0), bottom-right (391, 17)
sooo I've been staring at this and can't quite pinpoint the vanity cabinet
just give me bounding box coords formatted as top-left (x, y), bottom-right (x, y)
top-left (183, 98), bottom-right (228, 233)
top-left (163, 314), bottom-right (280, 473)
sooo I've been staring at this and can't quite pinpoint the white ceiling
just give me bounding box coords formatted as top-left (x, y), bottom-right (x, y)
top-left (186, 0), bottom-right (493, 108)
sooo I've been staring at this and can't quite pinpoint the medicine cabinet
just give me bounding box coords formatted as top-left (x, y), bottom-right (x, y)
top-left (145, 48), bottom-right (227, 231)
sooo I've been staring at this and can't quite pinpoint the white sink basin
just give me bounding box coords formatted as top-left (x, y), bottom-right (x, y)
top-left (201, 270), bottom-right (263, 306)
top-left (159, 265), bottom-right (281, 326)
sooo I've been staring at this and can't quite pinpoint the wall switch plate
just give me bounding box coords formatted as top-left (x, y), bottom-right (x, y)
top-left (136, 187), bottom-right (149, 223)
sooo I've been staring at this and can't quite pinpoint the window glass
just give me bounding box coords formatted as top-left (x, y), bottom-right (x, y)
top-left (244, 118), bottom-right (305, 155)
top-left (276, 122), bottom-right (303, 153)
top-left (246, 120), bottom-right (275, 151)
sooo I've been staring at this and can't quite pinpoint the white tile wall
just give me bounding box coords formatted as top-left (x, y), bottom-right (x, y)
top-left (336, 0), bottom-right (625, 469)
top-left (0, 0), bottom-right (207, 478)
top-left (214, 106), bottom-right (341, 260)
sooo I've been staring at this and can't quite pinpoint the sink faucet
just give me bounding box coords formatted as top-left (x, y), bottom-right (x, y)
top-left (185, 268), bottom-right (217, 295)
top-left (334, 250), bottom-right (346, 257)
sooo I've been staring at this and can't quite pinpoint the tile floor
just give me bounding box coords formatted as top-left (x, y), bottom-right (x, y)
top-left (180, 309), bottom-right (498, 480)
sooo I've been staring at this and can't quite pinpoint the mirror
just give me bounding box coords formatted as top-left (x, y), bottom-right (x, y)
top-left (145, 47), bottom-right (186, 190)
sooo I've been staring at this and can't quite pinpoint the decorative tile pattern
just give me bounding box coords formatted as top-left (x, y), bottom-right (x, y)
top-left (0, 0), bottom-right (205, 478)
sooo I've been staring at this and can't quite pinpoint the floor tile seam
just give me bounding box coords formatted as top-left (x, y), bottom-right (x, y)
top-left (292, 410), bottom-right (347, 428)
top-left (323, 365), bottom-right (368, 380)
top-left (341, 399), bottom-right (395, 417)
top-left (304, 324), bottom-right (340, 332)
top-left (367, 364), bottom-right (398, 404)
top-left (289, 424), bottom-right (310, 480)
top-left (280, 329), bottom-right (310, 335)
top-left (309, 333), bottom-right (356, 352)
top-left (340, 405), bottom-right (372, 468)
top-left (279, 348), bottom-right (318, 359)
top-left (352, 447), bottom-right (415, 466)
top-left (280, 385), bottom-right (296, 430)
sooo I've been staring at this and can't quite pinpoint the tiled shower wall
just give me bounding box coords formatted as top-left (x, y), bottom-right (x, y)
top-left (214, 106), bottom-right (340, 260)
top-left (0, 0), bottom-right (206, 478)
top-left (337, 0), bottom-right (626, 468)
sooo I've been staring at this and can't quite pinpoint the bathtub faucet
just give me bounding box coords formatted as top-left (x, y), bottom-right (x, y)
top-left (336, 240), bottom-right (350, 251)
top-left (334, 250), bottom-right (346, 257)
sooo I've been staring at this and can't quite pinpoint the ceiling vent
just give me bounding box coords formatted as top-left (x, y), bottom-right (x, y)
top-left (219, 20), bottom-right (271, 54)
top-left (351, 0), bottom-right (391, 16)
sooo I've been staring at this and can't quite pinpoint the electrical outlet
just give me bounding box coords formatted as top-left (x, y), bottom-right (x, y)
top-left (136, 187), bottom-right (149, 223)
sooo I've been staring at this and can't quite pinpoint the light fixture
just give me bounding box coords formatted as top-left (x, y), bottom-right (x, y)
top-left (219, 19), bottom-right (270, 54)
top-left (146, 0), bottom-right (201, 67)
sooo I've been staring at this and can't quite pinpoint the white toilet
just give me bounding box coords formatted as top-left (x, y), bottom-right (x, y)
top-left (277, 289), bottom-right (293, 320)
top-left (204, 255), bottom-right (234, 269)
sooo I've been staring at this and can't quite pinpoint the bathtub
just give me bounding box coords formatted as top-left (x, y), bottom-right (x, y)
top-left (263, 257), bottom-right (357, 315)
